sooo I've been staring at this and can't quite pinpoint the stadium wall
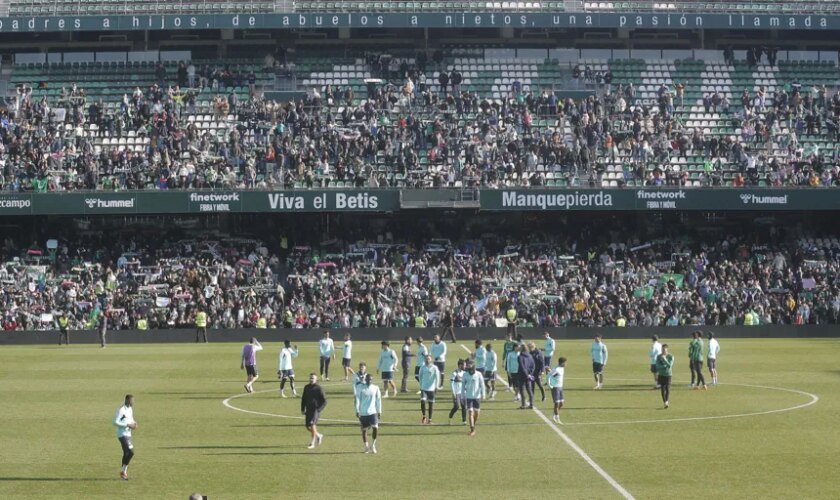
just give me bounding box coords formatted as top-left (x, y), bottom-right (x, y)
top-left (1, 325), bottom-right (837, 345)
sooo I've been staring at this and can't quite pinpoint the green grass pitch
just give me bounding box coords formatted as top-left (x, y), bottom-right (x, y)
top-left (0, 337), bottom-right (837, 499)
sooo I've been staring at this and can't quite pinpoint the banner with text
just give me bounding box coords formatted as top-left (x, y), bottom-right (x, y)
top-left (0, 190), bottom-right (400, 215)
top-left (479, 188), bottom-right (840, 211)
top-left (0, 12), bottom-right (836, 33)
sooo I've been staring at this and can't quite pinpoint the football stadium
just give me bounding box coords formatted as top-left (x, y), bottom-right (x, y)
top-left (1, 0), bottom-right (840, 498)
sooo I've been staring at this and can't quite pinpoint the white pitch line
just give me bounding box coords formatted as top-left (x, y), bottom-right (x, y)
top-left (222, 391), bottom-right (362, 424)
top-left (458, 344), bottom-right (635, 500)
top-left (532, 405), bottom-right (635, 500)
top-left (562, 383), bottom-right (819, 426)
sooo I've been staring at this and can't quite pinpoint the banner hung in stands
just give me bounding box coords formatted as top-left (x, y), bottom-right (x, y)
top-left (0, 13), bottom-right (836, 33)
top-left (479, 189), bottom-right (840, 211)
top-left (0, 191), bottom-right (401, 215)
top-left (0, 189), bottom-right (837, 215)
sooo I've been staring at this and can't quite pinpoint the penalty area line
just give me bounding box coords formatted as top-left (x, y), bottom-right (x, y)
top-left (458, 344), bottom-right (634, 499)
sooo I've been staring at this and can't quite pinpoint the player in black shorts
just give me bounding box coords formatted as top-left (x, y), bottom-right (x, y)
top-left (301, 374), bottom-right (327, 449)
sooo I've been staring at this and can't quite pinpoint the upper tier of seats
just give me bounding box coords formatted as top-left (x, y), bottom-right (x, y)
top-left (6, 0), bottom-right (840, 17)
top-left (4, 47), bottom-right (840, 191)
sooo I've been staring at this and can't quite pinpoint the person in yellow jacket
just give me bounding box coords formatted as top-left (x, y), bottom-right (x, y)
top-left (195, 309), bottom-right (208, 343)
top-left (616, 316), bottom-right (626, 327)
top-left (415, 314), bottom-right (427, 328)
top-left (256, 316), bottom-right (267, 329)
top-left (505, 306), bottom-right (517, 337)
top-left (58, 313), bottom-right (70, 346)
top-left (137, 318), bottom-right (148, 331)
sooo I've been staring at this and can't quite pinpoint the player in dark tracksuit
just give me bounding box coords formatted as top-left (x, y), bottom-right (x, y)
top-left (301, 374), bottom-right (327, 449)
top-left (517, 348), bottom-right (536, 409)
top-left (529, 343), bottom-right (546, 402)
top-left (400, 336), bottom-right (414, 393)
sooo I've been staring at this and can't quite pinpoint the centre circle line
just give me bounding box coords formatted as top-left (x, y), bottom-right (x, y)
top-left (224, 378), bottom-right (819, 426)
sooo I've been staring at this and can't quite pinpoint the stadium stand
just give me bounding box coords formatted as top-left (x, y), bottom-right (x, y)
top-left (4, 46), bottom-right (840, 191)
top-left (4, 219), bottom-right (839, 331)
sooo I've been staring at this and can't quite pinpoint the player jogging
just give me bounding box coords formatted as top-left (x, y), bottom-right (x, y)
top-left (278, 340), bottom-right (300, 398)
top-left (301, 374), bottom-right (326, 449)
top-left (484, 343), bottom-right (498, 399)
top-left (543, 332), bottom-right (555, 374)
top-left (461, 360), bottom-right (486, 436)
top-left (591, 335), bottom-right (608, 390)
top-left (650, 335), bottom-right (663, 388)
top-left (114, 394), bottom-right (137, 480)
top-left (241, 337), bottom-right (263, 393)
top-left (355, 373), bottom-right (382, 454)
top-left (341, 333), bottom-right (353, 381)
top-left (656, 344), bottom-right (675, 408)
top-left (376, 341), bottom-right (399, 398)
top-left (319, 331), bottom-right (336, 381)
top-left (400, 336), bottom-right (414, 393)
top-left (547, 357), bottom-right (566, 423)
top-left (418, 354), bottom-right (441, 424)
top-left (689, 331), bottom-right (707, 390)
top-left (707, 331), bottom-right (720, 385)
top-left (448, 359), bottom-right (467, 425)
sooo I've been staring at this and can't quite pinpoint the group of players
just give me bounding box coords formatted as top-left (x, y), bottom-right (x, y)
top-left (235, 330), bottom-right (572, 452)
top-left (235, 329), bottom-right (723, 452)
top-left (112, 329), bottom-right (722, 479)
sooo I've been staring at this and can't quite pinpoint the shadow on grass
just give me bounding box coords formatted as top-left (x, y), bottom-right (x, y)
top-left (148, 391), bottom-right (232, 396)
top-left (0, 477), bottom-right (111, 482)
top-left (229, 422), bottom-right (544, 429)
top-left (161, 445), bottom-right (299, 450)
top-left (595, 385), bottom-right (657, 392)
top-left (561, 407), bottom-right (646, 411)
top-left (205, 451), bottom-right (360, 456)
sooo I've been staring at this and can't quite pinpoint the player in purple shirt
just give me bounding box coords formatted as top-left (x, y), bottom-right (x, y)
top-left (241, 337), bottom-right (263, 393)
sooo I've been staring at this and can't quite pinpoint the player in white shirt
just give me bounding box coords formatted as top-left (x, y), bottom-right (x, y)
top-left (341, 333), bottom-right (353, 381)
top-left (277, 339), bottom-right (300, 398)
top-left (707, 331), bottom-right (720, 385)
top-left (547, 358), bottom-right (566, 423)
top-left (319, 330), bottom-right (336, 381)
top-left (650, 335), bottom-right (663, 388)
top-left (114, 394), bottom-right (137, 480)
top-left (447, 359), bottom-right (467, 425)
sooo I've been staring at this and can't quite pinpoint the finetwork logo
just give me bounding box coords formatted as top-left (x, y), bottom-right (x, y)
top-left (0, 197), bottom-right (31, 209)
top-left (501, 191), bottom-right (613, 210)
top-left (739, 193), bottom-right (789, 205)
top-left (636, 190), bottom-right (687, 200)
top-left (189, 192), bottom-right (241, 202)
top-left (84, 198), bottom-right (135, 209)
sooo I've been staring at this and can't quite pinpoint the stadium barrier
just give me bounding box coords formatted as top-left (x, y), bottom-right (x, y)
top-left (0, 188), bottom-right (836, 215)
top-left (2, 325), bottom-right (837, 345)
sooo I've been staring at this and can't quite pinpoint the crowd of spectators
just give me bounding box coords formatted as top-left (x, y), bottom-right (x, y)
top-left (3, 223), bottom-right (840, 332)
top-left (4, 50), bottom-right (840, 192)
